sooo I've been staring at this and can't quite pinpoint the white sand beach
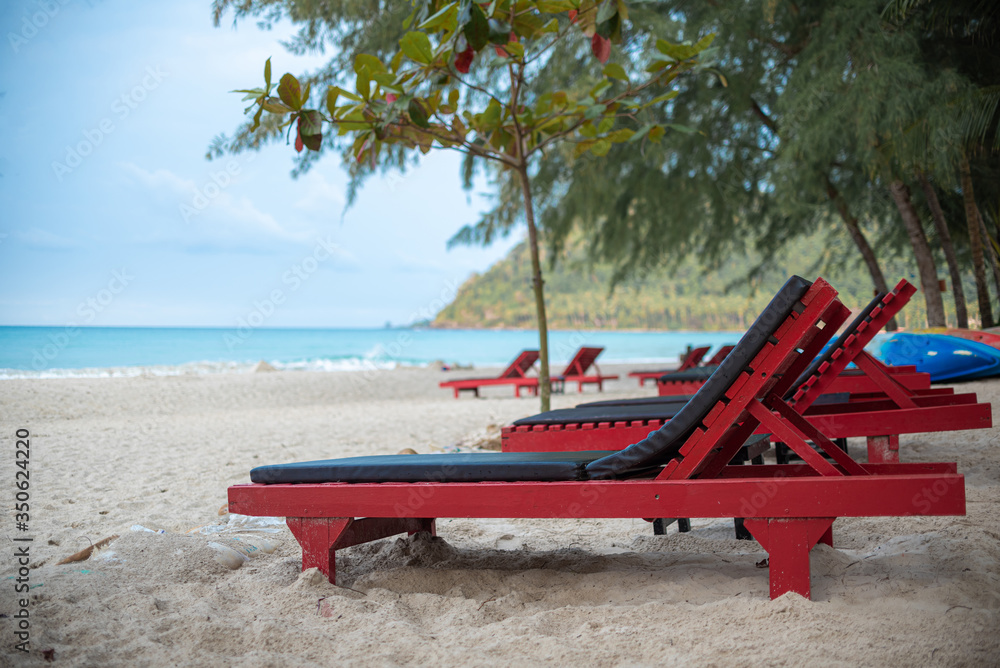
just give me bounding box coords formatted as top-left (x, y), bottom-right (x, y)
top-left (1, 365), bottom-right (999, 666)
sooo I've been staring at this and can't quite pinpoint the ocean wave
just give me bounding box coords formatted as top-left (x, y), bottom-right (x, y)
top-left (0, 356), bottom-right (430, 380)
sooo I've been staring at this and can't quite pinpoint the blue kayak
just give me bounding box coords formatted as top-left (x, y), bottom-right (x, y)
top-left (878, 333), bottom-right (1000, 382)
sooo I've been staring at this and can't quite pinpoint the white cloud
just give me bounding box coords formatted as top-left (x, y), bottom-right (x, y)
top-left (293, 170), bottom-right (346, 213)
top-left (119, 161), bottom-right (310, 244)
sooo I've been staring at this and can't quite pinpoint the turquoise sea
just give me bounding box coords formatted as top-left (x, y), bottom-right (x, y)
top-left (0, 326), bottom-right (742, 379)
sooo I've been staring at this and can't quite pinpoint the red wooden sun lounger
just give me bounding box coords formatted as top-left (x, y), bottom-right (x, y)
top-left (229, 277), bottom-right (973, 600)
top-left (629, 344), bottom-right (733, 386)
top-left (501, 281), bottom-right (991, 464)
top-left (439, 349), bottom-right (540, 398)
top-left (552, 346), bottom-right (618, 393)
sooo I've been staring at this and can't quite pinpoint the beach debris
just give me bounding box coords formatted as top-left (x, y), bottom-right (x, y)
top-left (397, 447), bottom-right (418, 455)
top-left (253, 360), bottom-right (277, 372)
top-left (229, 535), bottom-right (277, 557)
top-left (452, 423), bottom-right (503, 451)
top-left (56, 535), bottom-right (118, 565)
top-left (42, 648), bottom-right (55, 662)
top-left (130, 525), bottom-right (166, 534)
top-left (218, 503), bottom-right (229, 516)
top-left (208, 542), bottom-right (249, 570)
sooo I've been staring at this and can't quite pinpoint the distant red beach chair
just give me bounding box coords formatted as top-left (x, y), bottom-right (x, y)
top-left (628, 344), bottom-right (735, 387)
top-left (439, 350), bottom-right (540, 398)
top-left (229, 276), bottom-right (972, 600)
top-left (552, 346), bottom-right (618, 393)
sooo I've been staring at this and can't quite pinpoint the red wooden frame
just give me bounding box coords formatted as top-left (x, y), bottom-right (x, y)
top-left (553, 346), bottom-right (619, 393)
top-left (227, 279), bottom-right (972, 600)
top-left (629, 345), bottom-right (711, 386)
top-left (440, 350), bottom-right (539, 398)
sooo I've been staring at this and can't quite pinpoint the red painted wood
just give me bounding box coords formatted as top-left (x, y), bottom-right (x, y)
top-left (228, 472), bottom-right (965, 520)
top-left (744, 517), bottom-right (835, 599)
top-left (286, 517), bottom-right (346, 581)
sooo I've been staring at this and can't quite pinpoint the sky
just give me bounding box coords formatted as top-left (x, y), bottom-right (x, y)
top-left (0, 0), bottom-right (521, 328)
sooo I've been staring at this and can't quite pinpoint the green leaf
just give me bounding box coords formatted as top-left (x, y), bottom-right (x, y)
top-left (590, 80), bottom-right (612, 99)
top-left (648, 125), bottom-right (666, 142)
top-left (464, 3), bottom-right (489, 51)
top-left (505, 42), bottom-right (525, 59)
top-left (250, 105), bottom-right (264, 132)
top-left (354, 54), bottom-right (386, 75)
top-left (264, 58), bottom-right (271, 89)
top-left (590, 138), bottom-right (612, 156)
top-left (326, 88), bottom-right (340, 116)
top-left (584, 103), bottom-right (606, 119)
top-left (277, 73), bottom-right (303, 110)
top-left (627, 124), bottom-right (653, 142)
top-left (596, 0), bottom-right (617, 24)
top-left (448, 89), bottom-right (460, 108)
top-left (665, 123), bottom-right (697, 134)
top-left (607, 128), bottom-right (634, 142)
top-left (481, 99), bottom-right (503, 130)
top-left (262, 97), bottom-right (292, 114)
top-left (356, 69), bottom-right (371, 99)
top-left (602, 63), bottom-right (628, 82)
top-left (650, 91), bottom-right (679, 105)
top-left (408, 98), bottom-right (430, 128)
top-left (372, 72), bottom-right (401, 89)
top-left (656, 33), bottom-right (716, 62)
top-left (597, 116), bottom-right (614, 133)
top-left (418, 2), bottom-right (458, 31)
top-left (401, 32), bottom-right (434, 64)
top-left (337, 88), bottom-right (363, 102)
top-left (389, 50), bottom-right (404, 73)
top-left (574, 139), bottom-right (596, 157)
top-left (298, 110), bottom-right (323, 153)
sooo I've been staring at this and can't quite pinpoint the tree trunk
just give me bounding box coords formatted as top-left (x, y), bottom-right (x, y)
top-left (958, 153), bottom-right (993, 327)
top-left (825, 177), bottom-right (898, 330)
top-left (979, 215), bottom-right (1000, 308)
top-left (889, 180), bottom-right (947, 327)
top-left (917, 172), bottom-right (968, 328)
top-left (516, 164), bottom-right (551, 412)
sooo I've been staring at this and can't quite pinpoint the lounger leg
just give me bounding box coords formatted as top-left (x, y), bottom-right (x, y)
top-left (287, 517), bottom-right (438, 585)
top-left (743, 517), bottom-right (835, 600)
top-left (867, 435), bottom-right (899, 464)
top-left (286, 517), bottom-right (349, 583)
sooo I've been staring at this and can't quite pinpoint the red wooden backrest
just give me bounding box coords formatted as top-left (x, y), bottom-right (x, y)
top-left (705, 345), bottom-right (735, 366)
top-left (678, 346), bottom-right (711, 371)
top-left (562, 347), bottom-right (604, 376)
top-left (499, 350), bottom-right (540, 379)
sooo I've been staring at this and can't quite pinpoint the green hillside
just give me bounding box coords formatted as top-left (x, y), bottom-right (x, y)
top-left (433, 233), bottom-right (974, 331)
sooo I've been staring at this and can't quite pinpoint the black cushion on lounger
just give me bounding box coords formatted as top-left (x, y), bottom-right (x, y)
top-left (658, 365), bottom-right (718, 383)
top-left (513, 402), bottom-right (688, 426)
top-left (584, 276), bottom-right (813, 479)
top-left (250, 451), bottom-right (636, 484)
